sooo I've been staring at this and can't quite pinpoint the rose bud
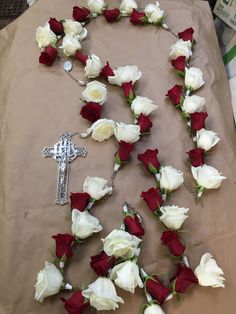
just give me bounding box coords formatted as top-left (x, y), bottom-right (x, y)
top-left (172, 263), bottom-right (198, 294)
top-left (61, 291), bottom-right (89, 314)
top-left (104, 8), bottom-right (120, 23)
top-left (48, 17), bottom-right (64, 35)
top-left (190, 112), bottom-right (208, 131)
top-left (52, 234), bottom-right (75, 259)
top-left (124, 214), bottom-right (145, 237)
top-left (90, 250), bottom-right (116, 276)
top-left (178, 27), bottom-right (194, 42)
top-left (72, 6), bottom-right (90, 22)
top-left (80, 102), bottom-right (102, 123)
top-left (171, 56), bottom-right (186, 72)
top-left (136, 114), bottom-right (153, 133)
top-left (141, 187), bottom-right (163, 212)
top-left (187, 148), bottom-right (205, 167)
top-left (75, 50), bottom-right (89, 65)
top-left (39, 45), bottom-right (58, 66)
top-left (145, 275), bottom-right (171, 305)
top-left (122, 81), bottom-right (135, 101)
top-left (100, 62), bottom-right (114, 79)
top-left (130, 9), bottom-right (146, 25)
top-left (161, 231), bottom-right (185, 257)
top-left (115, 141), bottom-right (135, 164)
top-left (166, 84), bottom-right (183, 105)
top-left (70, 192), bottom-right (91, 211)
top-left (138, 148), bottom-right (160, 174)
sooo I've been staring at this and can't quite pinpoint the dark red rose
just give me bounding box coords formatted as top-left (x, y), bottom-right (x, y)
top-left (171, 56), bottom-right (186, 72)
top-left (100, 62), bottom-right (114, 79)
top-left (80, 102), bottom-right (102, 123)
top-left (48, 17), bottom-right (64, 35)
top-left (130, 9), bottom-right (146, 25)
top-left (39, 46), bottom-right (58, 66)
top-left (187, 148), bottom-right (205, 167)
top-left (122, 81), bottom-right (135, 100)
top-left (145, 275), bottom-right (171, 305)
top-left (172, 263), bottom-right (198, 294)
top-left (161, 231), bottom-right (185, 257)
top-left (61, 291), bottom-right (89, 314)
top-left (103, 8), bottom-right (120, 23)
top-left (90, 251), bottom-right (116, 276)
top-left (52, 234), bottom-right (74, 259)
top-left (124, 214), bottom-right (145, 237)
top-left (138, 149), bottom-right (160, 174)
top-left (75, 50), bottom-right (88, 65)
top-left (166, 85), bottom-right (183, 105)
top-left (70, 192), bottom-right (91, 211)
top-left (190, 112), bottom-right (208, 131)
top-left (136, 114), bottom-right (153, 133)
top-left (178, 27), bottom-right (194, 41)
top-left (73, 6), bottom-right (90, 22)
top-left (141, 187), bottom-right (163, 212)
top-left (116, 141), bottom-right (134, 163)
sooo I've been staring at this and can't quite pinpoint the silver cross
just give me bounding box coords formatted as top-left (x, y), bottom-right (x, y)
top-left (42, 132), bottom-right (87, 205)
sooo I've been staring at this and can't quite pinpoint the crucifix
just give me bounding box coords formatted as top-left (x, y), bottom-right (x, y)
top-left (42, 132), bottom-right (87, 205)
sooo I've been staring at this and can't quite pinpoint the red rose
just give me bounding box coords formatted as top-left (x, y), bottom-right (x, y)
top-left (100, 62), bottom-right (114, 79)
top-left (75, 50), bottom-right (88, 65)
top-left (73, 6), bottom-right (90, 22)
top-left (187, 148), bottom-right (205, 167)
top-left (171, 56), bottom-right (186, 72)
top-left (145, 275), bottom-right (171, 305)
top-left (48, 17), bottom-right (64, 35)
top-left (80, 102), bottom-right (102, 123)
top-left (70, 192), bottom-right (91, 211)
top-left (39, 46), bottom-right (58, 66)
top-left (124, 214), bottom-right (145, 237)
top-left (103, 8), bottom-right (120, 23)
top-left (136, 114), bottom-right (153, 133)
top-left (166, 85), bottom-right (183, 105)
top-left (52, 234), bottom-right (74, 259)
top-left (172, 264), bottom-right (198, 294)
top-left (130, 9), bottom-right (146, 25)
top-left (61, 291), bottom-right (89, 314)
top-left (161, 231), bottom-right (185, 257)
top-left (141, 187), bottom-right (163, 212)
top-left (178, 27), bottom-right (194, 41)
top-left (190, 112), bottom-right (208, 131)
top-left (115, 141), bottom-right (134, 163)
top-left (138, 149), bottom-right (160, 174)
top-left (121, 81), bottom-right (135, 101)
top-left (90, 251), bottom-right (116, 276)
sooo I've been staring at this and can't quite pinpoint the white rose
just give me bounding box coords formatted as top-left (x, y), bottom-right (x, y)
top-left (194, 253), bottom-right (225, 288)
top-left (87, 118), bottom-right (115, 142)
top-left (131, 96), bottom-right (158, 116)
top-left (185, 67), bottom-right (204, 91)
top-left (35, 23), bottom-right (57, 49)
top-left (87, 0), bottom-right (105, 14)
top-left (159, 166), bottom-right (184, 191)
top-left (182, 95), bottom-right (205, 114)
top-left (145, 2), bottom-right (164, 24)
top-left (110, 261), bottom-right (143, 293)
top-left (144, 304), bottom-right (165, 314)
top-left (84, 54), bottom-right (103, 78)
top-left (108, 65), bottom-right (142, 86)
top-left (114, 122), bottom-right (140, 143)
top-left (82, 277), bottom-right (124, 311)
top-left (83, 176), bottom-right (112, 200)
top-left (61, 35), bottom-right (81, 57)
top-left (120, 0), bottom-right (138, 15)
top-left (62, 19), bottom-right (87, 40)
top-left (71, 209), bottom-right (102, 239)
top-left (169, 39), bottom-right (192, 60)
top-left (82, 81), bottom-right (107, 104)
top-left (159, 205), bottom-right (189, 230)
top-left (34, 262), bottom-right (63, 302)
top-left (102, 229), bottom-right (142, 259)
top-left (195, 129), bottom-right (220, 151)
top-left (191, 165), bottom-right (226, 189)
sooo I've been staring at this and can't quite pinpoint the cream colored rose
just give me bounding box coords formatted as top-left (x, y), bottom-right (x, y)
top-left (120, 0), bottom-right (138, 15)
top-left (114, 122), bottom-right (140, 143)
top-left (82, 81), bottom-right (107, 104)
top-left (110, 261), bottom-right (143, 293)
top-left (185, 67), bottom-right (204, 91)
top-left (144, 304), bottom-right (165, 314)
top-left (194, 253), bottom-right (225, 288)
top-left (84, 54), bottom-right (103, 78)
top-left (102, 229), bottom-right (142, 259)
top-left (169, 39), bottom-right (192, 60)
top-left (131, 96), bottom-right (158, 116)
top-left (35, 262), bottom-right (63, 302)
top-left (61, 35), bottom-right (81, 57)
top-left (182, 95), bottom-right (205, 114)
top-left (82, 277), bottom-right (124, 311)
top-left (62, 19), bottom-right (87, 40)
top-left (195, 129), bottom-right (220, 151)
top-left (108, 65), bottom-right (142, 86)
top-left (160, 166), bottom-right (184, 191)
top-left (87, 0), bottom-right (105, 14)
top-left (35, 23), bottom-right (57, 49)
top-left (159, 205), bottom-right (189, 230)
top-left (191, 165), bottom-right (226, 189)
top-left (83, 176), bottom-right (112, 200)
top-left (87, 119), bottom-right (115, 142)
top-left (145, 1), bottom-right (164, 24)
